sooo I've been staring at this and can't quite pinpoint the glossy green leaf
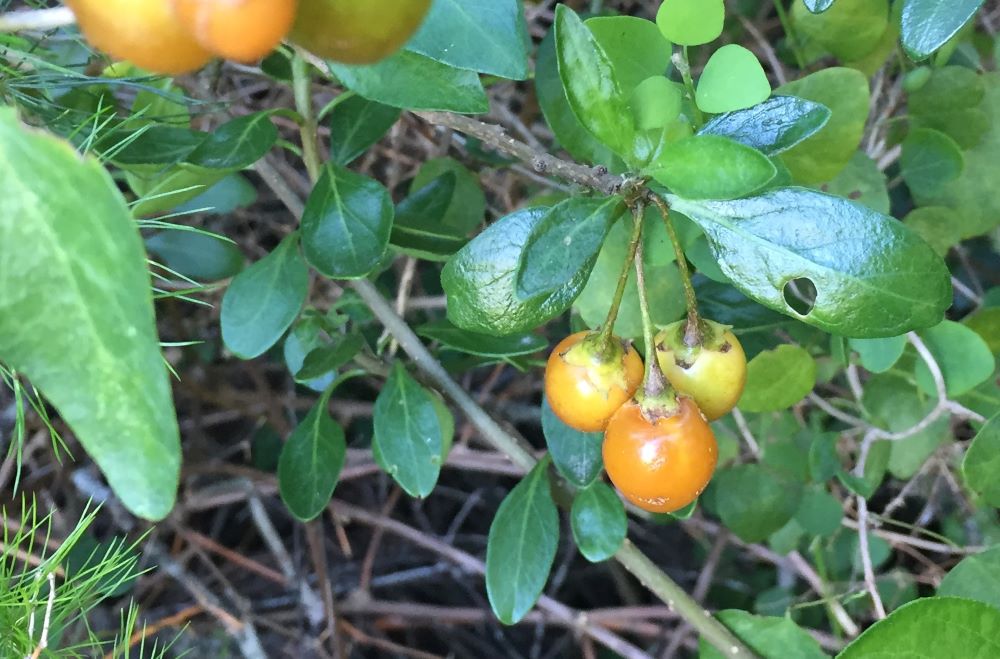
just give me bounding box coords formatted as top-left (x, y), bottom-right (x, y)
top-left (571, 482), bottom-right (627, 563)
top-left (408, 0), bottom-right (528, 80)
top-left (666, 188), bottom-right (952, 337)
top-left (700, 610), bottom-right (827, 659)
top-left (327, 95), bottom-right (401, 165)
top-left (516, 197), bottom-right (624, 299)
top-left (418, 319), bottom-right (546, 358)
top-left (901, 128), bottom-right (964, 193)
top-left (714, 465), bottom-right (802, 542)
top-left (912, 73), bottom-right (1000, 239)
top-left (535, 22), bottom-right (619, 167)
top-left (696, 45), bottom-right (772, 114)
top-left (792, 0), bottom-right (889, 61)
top-left (803, 0), bottom-right (835, 12)
top-left (541, 397), bottom-right (604, 488)
top-left (328, 50), bottom-right (489, 114)
top-left (411, 157), bottom-right (486, 235)
top-left (575, 220), bottom-right (686, 340)
top-left (698, 96), bottom-right (832, 156)
top-left (963, 412), bottom-right (1000, 507)
top-left (938, 545), bottom-right (1000, 607)
top-left (442, 207), bottom-right (589, 336)
top-left (372, 363), bottom-right (449, 498)
top-left (0, 108), bottom-right (179, 520)
top-left (914, 321), bottom-right (994, 397)
top-left (586, 16), bottom-right (673, 94)
top-left (296, 334), bottom-right (364, 381)
top-left (277, 390), bottom-right (346, 521)
top-left (656, 0), bottom-right (725, 46)
top-left (555, 5), bottom-right (637, 159)
top-left (145, 229), bottom-right (244, 282)
top-left (838, 597), bottom-right (1000, 658)
top-left (284, 318), bottom-right (337, 392)
top-left (630, 76), bottom-right (683, 131)
top-left (777, 68), bottom-right (870, 184)
top-left (901, 0), bottom-right (986, 60)
top-left (849, 335), bottom-right (906, 373)
top-left (221, 234), bottom-right (308, 359)
top-left (186, 112), bottom-right (277, 170)
top-left (818, 151), bottom-right (889, 214)
top-left (739, 345), bottom-right (816, 412)
top-left (301, 164), bottom-right (393, 279)
top-left (647, 135), bottom-right (776, 200)
top-left (390, 172), bottom-right (464, 261)
top-left (486, 460), bottom-right (559, 625)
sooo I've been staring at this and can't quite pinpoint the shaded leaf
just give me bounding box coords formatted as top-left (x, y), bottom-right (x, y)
top-left (571, 482), bottom-right (627, 562)
top-left (542, 397), bottom-right (604, 488)
top-left (278, 390), bottom-right (346, 521)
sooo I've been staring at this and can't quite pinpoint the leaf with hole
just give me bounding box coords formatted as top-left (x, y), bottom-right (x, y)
top-left (278, 390), bottom-right (346, 521)
top-left (442, 207), bottom-right (592, 336)
top-left (301, 164), bottom-right (394, 279)
top-left (646, 135), bottom-right (776, 200)
top-left (571, 482), bottom-right (626, 563)
top-left (221, 233), bottom-right (308, 359)
top-left (486, 460), bottom-right (559, 625)
top-left (0, 109), bottom-right (180, 520)
top-left (665, 188), bottom-right (952, 337)
top-left (542, 397), bottom-right (604, 488)
top-left (696, 45), bottom-right (772, 114)
top-left (698, 96), bottom-right (831, 156)
top-left (373, 363), bottom-right (450, 498)
top-left (516, 196), bottom-right (624, 299)
top-left (803, 0), bottom-right (835, 12)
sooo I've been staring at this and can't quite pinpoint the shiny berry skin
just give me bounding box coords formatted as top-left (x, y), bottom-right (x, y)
top-left (654, 319), bottom-right (746, 421)
top-left (171, 0), bottom-right (298, 63)
top-left (544, 331), bottom-right (644, 433)
top-left (290, 0), bottom-right (432, 65)
top-left (602, 397), bottom-right (718, 513)
top-left (66, 0), bottom-right (212, 75)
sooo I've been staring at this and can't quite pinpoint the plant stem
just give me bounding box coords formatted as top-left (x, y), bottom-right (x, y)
top-left (650, 194), bottom-right (702, 347)
top-left (0, 6), bottom-right (73, 32)
top-left (598, 203), bottom-right (645, 347)
top-left (676, 47), bottom-right (705, 129)
top-left (616, 540), bottom-right (756, 659)
top-left (291, 50), bottom-right (322, 182)
top-left (772, 0), bottom-right (807, 70)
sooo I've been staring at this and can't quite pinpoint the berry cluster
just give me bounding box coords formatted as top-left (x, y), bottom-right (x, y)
top-left (65, 0), bottom-right (431, 76)
top-left (545, 320), bottom-right (747, 513)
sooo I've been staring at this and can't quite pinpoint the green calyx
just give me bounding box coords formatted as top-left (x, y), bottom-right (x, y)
top-left (655, 317), bottom-right (733, 366)
top-left (563, 332), bottom-right (634, 394)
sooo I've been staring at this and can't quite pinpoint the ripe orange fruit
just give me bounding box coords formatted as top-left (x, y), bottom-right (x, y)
top-left (290, 0), bottom-right (433, 64)
top-left (603, 397), bottom-right (718, 513)
top-left (544, 331), bottom-right (644, 433)
top-left (66, 0), bottom-right (212, 75)
top-left (171, 0), bottom-right (298, 63)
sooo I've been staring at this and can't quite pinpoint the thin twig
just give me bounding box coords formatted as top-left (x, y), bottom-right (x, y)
top-left (26, 573), bottom-right (56, 659)
top-left (0, 7), bottom-right (74, 32)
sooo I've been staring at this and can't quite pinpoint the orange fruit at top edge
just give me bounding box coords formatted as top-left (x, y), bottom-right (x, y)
top-left (171, 0), bottom-right (298, 63)
top-left (290, 0), bottom-right (433, 64)
top-left (66, 0), bottom-right (212, 75)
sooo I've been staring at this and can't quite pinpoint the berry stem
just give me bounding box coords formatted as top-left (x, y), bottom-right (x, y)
top-left (772, 0), bottom-right (807, 70)
top-left (676, 46), bottom-right (705, 129)
top-left (597, 202), bottom-right (645, 351)
top-left (650, 194), bottom-right (702, 347)
top-left (633, 232), bottom-right (668, 398)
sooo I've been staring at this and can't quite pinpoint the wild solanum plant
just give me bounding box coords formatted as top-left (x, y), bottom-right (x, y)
top-left (1, 0), bottom-right (999, 655)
